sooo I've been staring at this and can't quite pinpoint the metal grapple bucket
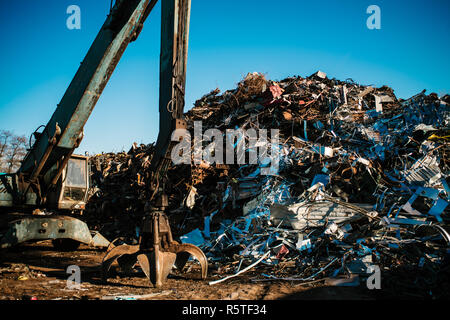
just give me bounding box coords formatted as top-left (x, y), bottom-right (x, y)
top-left (101, 211), bottom-right (207, 287)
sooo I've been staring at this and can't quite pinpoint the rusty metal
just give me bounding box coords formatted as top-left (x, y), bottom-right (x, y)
top-left (102, 244), bottom-right (140, 278)
top-left (102, 210), bottom-right (207, 287)
top-left (49, 132), bottom-right (84, 188)
top-left (0, 215), bottom-right (110, 249)
top-left (29, 123), bottom-right (61, 181)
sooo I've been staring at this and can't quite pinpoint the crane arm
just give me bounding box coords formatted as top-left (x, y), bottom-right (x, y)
top-left (149, 0), bottom-right (191, 204)
top-left (19, 0), bottom-right (156, 185)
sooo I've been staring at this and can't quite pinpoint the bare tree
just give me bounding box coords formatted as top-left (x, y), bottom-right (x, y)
top-left (0, 130), bottom-right (14, 172)
top-left (6, 135), bottom-right (27, 173)
top-left (0, 130), bottom-right (13, 159)
top-left (0, 132), bottom-right (27, 173)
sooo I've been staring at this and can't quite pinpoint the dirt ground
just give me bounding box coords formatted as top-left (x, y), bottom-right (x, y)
top-left (0, 241), bottom-right (381, 301)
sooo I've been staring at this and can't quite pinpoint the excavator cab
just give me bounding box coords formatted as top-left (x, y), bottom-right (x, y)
top-left (0, 154), bottom-right (89, 212)
top-left (51, 154), bottom-right (89, 211)
top-left (0, 155), bottom-right (110, 250)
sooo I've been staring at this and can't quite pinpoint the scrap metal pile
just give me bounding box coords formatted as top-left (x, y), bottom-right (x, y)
top-left (86, 71), bottom-right (450, 298)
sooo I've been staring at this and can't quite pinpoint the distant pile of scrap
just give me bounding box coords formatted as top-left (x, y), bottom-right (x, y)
top-left (86, 143), bottom-right (154, 239)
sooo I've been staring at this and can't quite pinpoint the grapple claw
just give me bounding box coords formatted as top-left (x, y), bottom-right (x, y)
top-left (137, 251), bottom-right (176, 288)
top-left (174, 243), bottom-right (208, 280)
top-left (101, 211), bottom-right (208, 287)
top-left (136, 253), bottom-right (151, 280)
top-left (101, 244), bottom-right (140, 280)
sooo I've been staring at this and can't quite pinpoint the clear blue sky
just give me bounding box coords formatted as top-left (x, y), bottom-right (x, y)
top-left (0, 0), bottom-right (449, 154)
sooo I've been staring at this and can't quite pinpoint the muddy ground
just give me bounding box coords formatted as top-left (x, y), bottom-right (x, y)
top-left (0, 241), bottom-right (384, 301)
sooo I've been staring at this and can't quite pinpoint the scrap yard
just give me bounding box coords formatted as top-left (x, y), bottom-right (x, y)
top-left (1, 0), bottom-right (449, 303)
top-left (1, 71), bottom-right (449, 300)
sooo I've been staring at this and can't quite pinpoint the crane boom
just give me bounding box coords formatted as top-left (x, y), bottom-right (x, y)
top-left (20, 0), bottom-right (154, 184)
